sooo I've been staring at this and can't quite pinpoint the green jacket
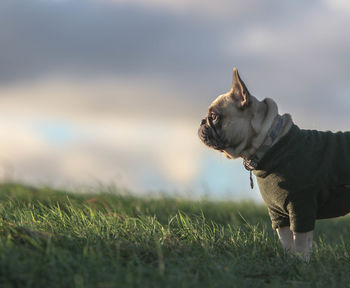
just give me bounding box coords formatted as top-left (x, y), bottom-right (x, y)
top-left (254, 124), bottom-right (350, 232)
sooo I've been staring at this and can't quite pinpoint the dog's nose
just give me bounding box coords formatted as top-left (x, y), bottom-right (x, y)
top-left (201, 118), bottom-right (206, 125)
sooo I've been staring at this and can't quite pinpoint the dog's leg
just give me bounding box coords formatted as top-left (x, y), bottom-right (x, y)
top-left (293, 230), bottom-right (313, 261)
top-left (276, 226), bottom-right (293, 251)
top-left (277, 227), bottom-right (314, 261)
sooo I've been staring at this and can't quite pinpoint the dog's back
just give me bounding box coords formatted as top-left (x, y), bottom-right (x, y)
top-left (254, 124), bottom-right (350, 233)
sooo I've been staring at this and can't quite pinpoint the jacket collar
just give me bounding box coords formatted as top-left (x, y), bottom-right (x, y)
top-left (243, 114), bottom-right (285, 171)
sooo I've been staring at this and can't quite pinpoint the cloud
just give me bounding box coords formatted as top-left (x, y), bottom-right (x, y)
top-left (324, 0), bottom-right (350, 12)
top-left (0, 0), bottom-right (229, 85)
top-left (98, 0), bottom-right (258, 16)
top-left (4, 0), bottom-right (349, 116)
top-left (0, 77), bottom-right (205, 191)
top-left (0, 75), bottom-right (204, 121)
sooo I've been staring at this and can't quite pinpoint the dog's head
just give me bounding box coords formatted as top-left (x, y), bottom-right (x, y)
top-left (198, 68), bottom-right (256, 159)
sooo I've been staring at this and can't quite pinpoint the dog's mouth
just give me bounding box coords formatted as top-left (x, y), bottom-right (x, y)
top-left (198, 118), bottom-right (226, 150)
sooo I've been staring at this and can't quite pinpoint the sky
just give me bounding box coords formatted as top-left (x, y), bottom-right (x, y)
top-left (1, 0), bottom-right (350, 200)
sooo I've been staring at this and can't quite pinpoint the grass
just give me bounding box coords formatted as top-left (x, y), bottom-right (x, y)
top-left (1, 183), bottom-right (350, 287)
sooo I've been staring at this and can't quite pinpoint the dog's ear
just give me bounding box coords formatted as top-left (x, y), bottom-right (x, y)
top-left (230, 67), bottom-right (250, 108)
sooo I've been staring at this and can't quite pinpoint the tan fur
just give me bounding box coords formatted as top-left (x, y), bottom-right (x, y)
top-left (209, 85), bottom-right (292, 160)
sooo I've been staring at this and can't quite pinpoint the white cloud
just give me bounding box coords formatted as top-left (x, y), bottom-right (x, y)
top-left (97, 0), bottom-right (256, 16)
top-left (238, 26), bottom-right (277, 54)
top-left (0, 76), bottom-right (204, 191)
top-left (0, 118), bottom-right (50, 181)
top-left (324, 0), bottom-right (350, 12)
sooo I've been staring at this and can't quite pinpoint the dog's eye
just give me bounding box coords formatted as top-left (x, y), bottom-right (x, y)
top-left (210, 112), bottom-right (217, 121)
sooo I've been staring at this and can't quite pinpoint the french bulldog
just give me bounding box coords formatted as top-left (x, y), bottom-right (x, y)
top-left (198, 68), bottom-right (350, 261)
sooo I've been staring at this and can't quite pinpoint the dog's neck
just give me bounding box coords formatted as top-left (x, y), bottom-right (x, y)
top-left (240, 98), bottom-right (293, 162)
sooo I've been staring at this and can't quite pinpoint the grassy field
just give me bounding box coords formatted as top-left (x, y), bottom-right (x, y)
top-left (1, 183), bottom-right (350, 287)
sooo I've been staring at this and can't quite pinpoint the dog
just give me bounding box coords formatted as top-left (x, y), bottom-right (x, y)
top-left (198, 68), bottom-right (350, 261)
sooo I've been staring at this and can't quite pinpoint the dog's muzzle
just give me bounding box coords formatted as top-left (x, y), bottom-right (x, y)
top-left (198, 118), bottom-right (226, 150)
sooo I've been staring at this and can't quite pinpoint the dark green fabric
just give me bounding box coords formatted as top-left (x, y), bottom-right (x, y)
top-left (254, 124), bottom-right (350, 232)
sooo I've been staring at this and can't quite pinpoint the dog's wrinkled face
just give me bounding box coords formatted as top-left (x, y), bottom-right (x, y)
top-left (198, 68), bottom-right (254, 159)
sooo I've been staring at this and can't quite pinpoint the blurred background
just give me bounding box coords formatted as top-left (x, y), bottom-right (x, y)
top-left (1, 0), bottom-right (350, 200)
